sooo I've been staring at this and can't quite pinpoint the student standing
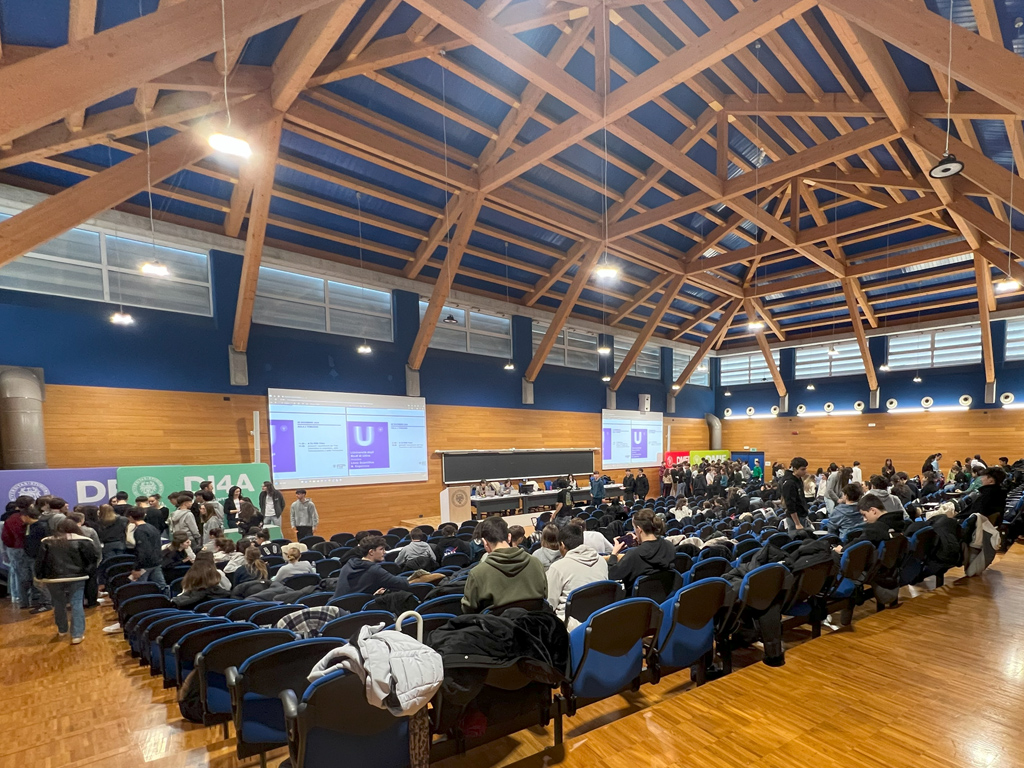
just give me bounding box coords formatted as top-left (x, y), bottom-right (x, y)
top-left (259, 482), bottom-right (285, 527)
top-left (35, 519), bottom-right (99, 644)
top-left (780, 457), bottom-right (811, 536)
top-left (588, 472), bottom-right (608, 506)
top-left (622, 469), bottom-right (636, 503)
top-left (635, 469), bottom-right (650, 503)
top-left (290, 489), bottom-right (319, 540)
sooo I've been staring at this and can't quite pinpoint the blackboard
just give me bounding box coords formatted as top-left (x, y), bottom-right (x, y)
top-left (441, 450), bottom-right (595, 485)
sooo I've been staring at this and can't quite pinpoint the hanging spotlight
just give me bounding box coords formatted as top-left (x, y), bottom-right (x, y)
top-left (597, 344), bottom-right (611, 355)
top-left (747, 321), bottom-right (765, 332)
top-left (879, 363), bottom-right (890, 372)
top-left (913, 374), bottom-right (923, 383)
top-left (442, 313), bottom-right (458, 324)
top-left (601, 374), bottom-right (611, 382)
top-left (595, 264), bottom-right (619, 280)
top-left (671, 383), bottom-right (681, 390)
top-left (807, 383), bottom-right (816, 391)
top-left (827, 344), bottom-right (839, 358)
top-left (208, 132), bottom-right (252, 158)
top-left (357, 344), bottom-right (372, 355)
top-left (141, 261), bottom-right (169, 277)
top-left (995, 278), bottom-right (1021, 293)
top-left (110, 311), bottom-right (134, 325)
top-left (724, 389), bottom-right (732, 397)
top-left (929, 153), bottom-right (964, 179)
top-left (697, 362), bottom-right (709, 373)
top-left (504, 361), bottom-right (515, 371)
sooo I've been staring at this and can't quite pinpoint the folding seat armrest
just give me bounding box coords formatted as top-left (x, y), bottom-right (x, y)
top-left (280, 689), bottom-right (301, 767)
top-left (225, 666), bottom-right (241, 710)
top-left (280, 689), bottom-right (299, 721)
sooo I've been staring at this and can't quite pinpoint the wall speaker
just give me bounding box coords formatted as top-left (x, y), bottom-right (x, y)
top-left (853, 400), bottom-right (865, 412)
top-left (746, 406), bottom-right (755, 415)
top-left (959, 394), bottom-right (973, 407)
top-left (770, 405), bottom-right (780, 415)
top-left (886, 398), bottom-right (898, 410)
top-left (823, 402), bottom-right (834, 412)
top-left (796, 403), bottom-right (806, 414)
top-left (1000, 392), bottom-right (1015, 404)
top-left (723, 407), bottom-right (733, 417)
top-left (639, 393), bottom-right (651, 412)
top-left (921, 396), bottom-right (934, 408)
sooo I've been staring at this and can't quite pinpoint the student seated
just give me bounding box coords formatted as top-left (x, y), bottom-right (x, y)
top-left (334, 536), bottom-right (414, 596)
top-left (431, 523), bottom-right (472, 561)
top-left (395, 529), bottom-right (437, 571)
top-left (232, 545), bottom-right (269, 587)
top-left (212, 538), bottom-right (246, 573)
top-left (508, 525), bottom-right (527, 549)
top-left (255, 529), bottom-right (282, 558)
top-left (171, 552), bottom-right (231, 608)
top-left (868, 475), bottom-right (907, 515)
top-left (827, 483), bottom-right (865, 540)
top-left (546, 523), bottom-right (609, 628)
top-left (461, 516), bottom-right (547, 613)
top-left (607, 509), bottom-right (675, 595)
top-left (848, 493), bottom-right (907, 544)
top-left (532, 524), bottom-right (562, 570)
top-left (570, 517), bottom-right (613, 555)
top-left (272, 544), bottom-right (315, 582)
top-left (975, 466), bottom-right (1008, 526)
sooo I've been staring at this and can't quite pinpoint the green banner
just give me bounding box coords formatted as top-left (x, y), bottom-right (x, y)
top-left (689, 450), bottom-right (731, 464)
top-left (116, 463), bottom-right (272, 499)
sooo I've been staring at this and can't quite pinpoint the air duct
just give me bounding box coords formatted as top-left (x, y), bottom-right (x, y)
top-left (0, 367), bottom-right (46, 469)
top-left (705, 412), bottom-right (722, 450)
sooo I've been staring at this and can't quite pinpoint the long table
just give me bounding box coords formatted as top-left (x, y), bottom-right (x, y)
top-left (471, 484), bottom-right (624, 517)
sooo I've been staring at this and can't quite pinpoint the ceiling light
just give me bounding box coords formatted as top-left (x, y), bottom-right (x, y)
top-left (442, 314), bottom-right (458, 324)
top-left (601, 374), bottom-right (611, 382)
top-left (827, 344), bottom-right (839, 358)
top-left (807, 383), bottom-right (816, 391)
top-left (357, 344), bottom-right (372, 355)
top-left (110, 311), bottom-right (134, 325)
top-left (598, 345), bottom-right (611, 355)
top-left (208, 132), bottom-right (252, 158)
top-left (723, 389), bottom-right (732, 397)
top-left (879, 363), bottom-right (890, 372)
top-left (913, 375), bottom-right (923, 383)
top-left (595, 265), bottom-right (619, 279)
top-left (141, 261), bottom-right (169, 277)
top-left (671, 384), bottom-right (681, 390)
top-left (995, 278), bottom-right (1020, 293)
top-left (504, 361), bottom-right (515, 371)
top-left (747, 321), bottom-right (765, 332)
top-left (929, 153), bottom-right (964, 179)
top-left (697, 363), bottom-right (708, 373)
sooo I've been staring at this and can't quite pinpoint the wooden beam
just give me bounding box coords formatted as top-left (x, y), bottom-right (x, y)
top-left (608, 274), bottom-right (672, 325)
top-left (0, 0), bottom-right (336, 146)
top-left (747, 296), bottom-right (786, 341)
top-left (974, 254), bottom-right (997, 383)
top-left (65, 0), bottom-right (97, 132)
top-left (408, 194), bottom-right (486, 370)
top-left (822, 0), bottom-right (1024, 118)
top-left (841, 278), bottom-right (879, 391)
top-left (523, 241), bottom-right (588, 307)
top-left (730, 196), bottom-right (847, 277)
top-left (402, 0), bottom-right (600, 120)
top-left (849, 278), bottom-right (879, 328)
top-left (270, 0), bottom-right (362, 112)
top-left (947, 194), bottom-right (1023, 258)
top-left (223, 168), bottom-right (255, 238)
top-left (232, 109), bottom-right (285, 352)
top-left (672, 300), bottom-right (741, 387)
top-left (609, 274), bottom-right (687, 390)
top-left (745, 298), bottom-right (787, 397)
top-left (524, 242), bottom-right (602, 382)
top-left (403, 194), bottom-right (468, 279)
top-left (0, 124), bottom-right (217, 268)
top-left (669, 296), bottom-right (730, 340)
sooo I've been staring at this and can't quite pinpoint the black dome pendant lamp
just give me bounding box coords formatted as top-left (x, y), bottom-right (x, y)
top-left (929, 153), bottom-right (964, 179)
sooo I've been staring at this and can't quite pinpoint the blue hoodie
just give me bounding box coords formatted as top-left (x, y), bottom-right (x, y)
top-left (827, 502), bottom-right (863, 540)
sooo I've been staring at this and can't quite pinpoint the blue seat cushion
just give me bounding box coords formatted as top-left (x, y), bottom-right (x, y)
top-left (205, 673), bottom-right (230, 714)
top-left (241, 694), bottom-right (286, 745)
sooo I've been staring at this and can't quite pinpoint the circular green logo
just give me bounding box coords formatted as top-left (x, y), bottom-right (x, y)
top-left (131, 476), bottom-right (165, 497)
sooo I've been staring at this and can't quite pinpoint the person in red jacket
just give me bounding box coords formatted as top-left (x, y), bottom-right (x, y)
top-left (2, 498), bottom-right (48, 611)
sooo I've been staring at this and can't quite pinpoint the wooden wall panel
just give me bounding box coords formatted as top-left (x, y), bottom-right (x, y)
top-left (41, 384), bottom-right (707, 535)
top-left (721, 410), bottom-right (1024, 477)
top-left (666, 417), bottom-right (710, 452)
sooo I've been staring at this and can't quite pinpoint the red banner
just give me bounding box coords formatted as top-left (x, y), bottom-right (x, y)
top-left (664, 451), bottom-right (689, 467)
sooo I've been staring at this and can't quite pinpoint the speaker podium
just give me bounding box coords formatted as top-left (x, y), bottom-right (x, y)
top-left (439, 485), bottom-right (472, 523)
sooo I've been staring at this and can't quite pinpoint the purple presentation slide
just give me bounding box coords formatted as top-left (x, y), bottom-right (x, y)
top-left (602, 427), bottom-right (612, 459)
top-left (631, 428), bottom-right (648, 460)
top-left (348, 422), bottom-right (390, 470)
top-left (270, 419), bottom-right (297, 473)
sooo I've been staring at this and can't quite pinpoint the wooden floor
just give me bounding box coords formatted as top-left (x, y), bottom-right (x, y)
top-left (2, 550), bottom-right (1021, 768)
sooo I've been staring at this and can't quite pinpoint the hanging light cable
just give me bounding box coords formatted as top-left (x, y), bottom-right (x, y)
top-left (596, 2), bottom-right (618, 283)
top-left (930, 0), bottom-right (964, 178)
top-left (208, 0), bottom-right (251, 158)
top-left (503, 241), bottom-right (515, 370)
top-left (355, 193), bottom-right (372, 355)
top-left (996, 159), bottom-right (1020, 293)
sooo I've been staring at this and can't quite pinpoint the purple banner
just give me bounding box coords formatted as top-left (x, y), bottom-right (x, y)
top-left (347, 422), bottom-right (390, 470)
top-left (630, 429), bottom-right (647, 460)
top-left (0, 467), bottom-right (118, 506)
top-left (602, 427), bottom-right (612, 460)
top-left (270, 419), bottom-right (297, 474)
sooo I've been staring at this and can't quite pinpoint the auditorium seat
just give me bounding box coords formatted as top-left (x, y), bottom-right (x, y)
top-left (387, 613), bottom-right (457, 639)
top-left (282, 573), bottom-right (320, 590)
top-left (297, 592), bottom-right (333, 608)
top-left (319, 610), bottom-right (396, 639)
top-left (717, 563), bottom-right (789, 673)
top-left (157, 618), bottom-right (227, 685)
top-left (633, 571), bottom-right (683, 603)
top-left (249, 604), bottom-right (304, 628)
top-left (655, 577), bottom-right (729, 684)
top-left (563, 580), bottom-right (623, 627)
top-left (226, 602), bottom-right (283, 622)
top-left (417, 595), bottom-right (464, 616)
top-left (327, 593), bottom-right (374, 614)
top-left (173, 623), bottom-right (256, 688)
top-left (684, 557), bottom-right (731, 585)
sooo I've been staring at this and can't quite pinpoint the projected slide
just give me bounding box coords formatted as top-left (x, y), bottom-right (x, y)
top-left (601, 409), bottom-right (664, 470)
top-left (268, 389), bottom-right (428, 488)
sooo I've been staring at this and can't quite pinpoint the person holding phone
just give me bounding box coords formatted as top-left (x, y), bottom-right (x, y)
top-left (606, 509), bottom-right (674, 596)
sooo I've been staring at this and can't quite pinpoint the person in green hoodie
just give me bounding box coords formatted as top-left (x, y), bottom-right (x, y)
top-left (461, 516), bottom-right (547, 613)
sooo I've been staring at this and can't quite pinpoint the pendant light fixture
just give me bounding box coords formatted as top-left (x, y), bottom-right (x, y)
top-left (502, 241), bottom-right (514, 371)
top-left (930, 0), bottom-right (964, 179)
top-left (208, 0), bottom-right (251, 158)
top-left (996, 158), bottom-right (1019, 293)
top-left (596, 4), bottom-right (618, 287)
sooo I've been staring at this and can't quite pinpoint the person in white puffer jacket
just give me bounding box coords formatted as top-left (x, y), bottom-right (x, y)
top-left (308, 622), bottom-right (443, 716)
